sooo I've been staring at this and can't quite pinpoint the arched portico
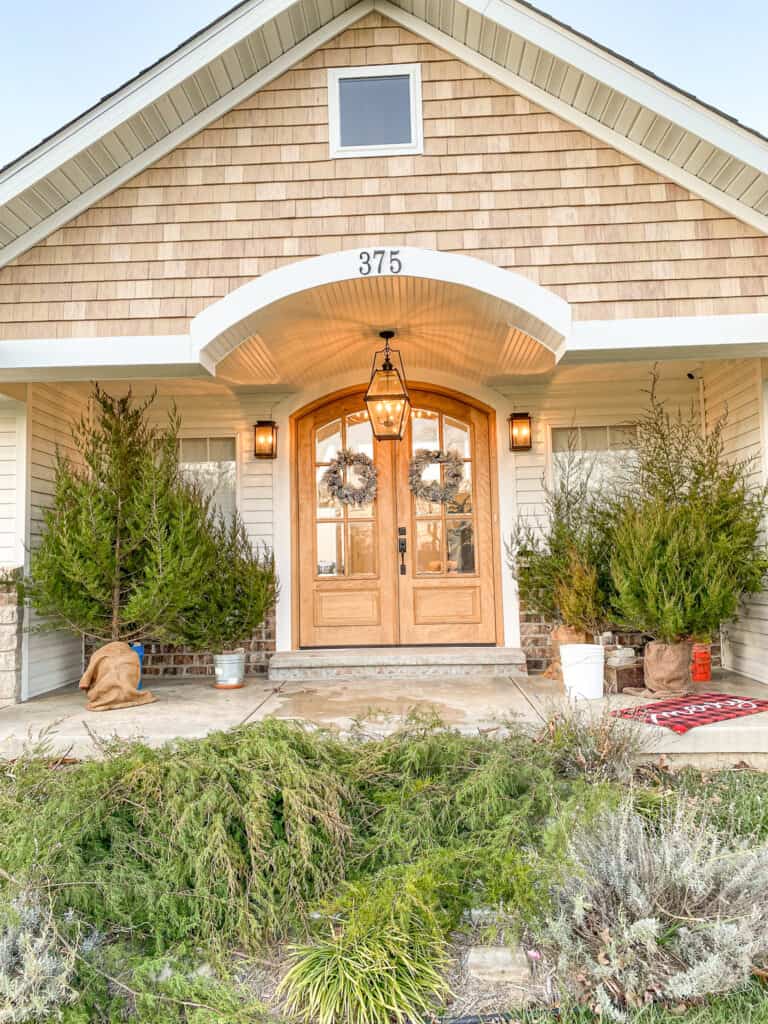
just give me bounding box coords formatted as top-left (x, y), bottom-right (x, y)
top-left (190, 247), bottom-right (572, 383)
top-left (186, 248), bottom-right (574, 654)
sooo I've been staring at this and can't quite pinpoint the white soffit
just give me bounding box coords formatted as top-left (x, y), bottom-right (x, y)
top-left (1, 0), bottom-right (768, 270)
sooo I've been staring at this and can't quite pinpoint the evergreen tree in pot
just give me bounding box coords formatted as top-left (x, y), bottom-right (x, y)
top-left (28, 387), bottom-right (217, 694)
top-left (179, 514), bottom-right (278, 688)
top-left (611, 375), bottom-right (768, 692)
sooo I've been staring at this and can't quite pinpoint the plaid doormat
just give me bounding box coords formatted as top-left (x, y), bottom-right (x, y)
top-left (612, 692), bottom-right (768, 735)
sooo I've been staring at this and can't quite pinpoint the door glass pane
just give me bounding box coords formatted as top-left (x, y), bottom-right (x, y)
top-left (444, 416), bottom-right (471, 458)
top-left (316, 467), bottom-right (341, 518)
top-left (349, 522), bottom-right (376, 575)
top-left (412, 409), bottom-right (439, 452)
top-left (316, 418), bottom-right (342, 463)
top-left (447, 520), bottom-right (475, 574)
top-left (346, 460), bottom-right (374, 518)
top-left (415, 520), bottom-right (443, 574)
top-left (346, 412), bottom-right (374, 458)
top-left (413, 460), bottom-right (441, 516)
top-left (317, 522), bottom-right (343, 576)
top-left (446, 463), bottom-right (472, 515)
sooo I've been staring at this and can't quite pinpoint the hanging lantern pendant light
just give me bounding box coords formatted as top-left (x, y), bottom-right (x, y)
top-left (364, 330), bottom-right (411, 441)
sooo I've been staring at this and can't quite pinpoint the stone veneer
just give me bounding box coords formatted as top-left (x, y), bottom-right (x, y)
top-left (0, 587), bottom-right (23, 706)
top-left (520, 606), bottom-right (722, 674)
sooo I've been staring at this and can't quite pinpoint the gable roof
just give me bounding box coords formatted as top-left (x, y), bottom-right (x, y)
top-left (1, 0), bottom-right (767, 271)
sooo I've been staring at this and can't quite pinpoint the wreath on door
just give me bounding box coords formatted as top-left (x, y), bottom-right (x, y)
top-left (322, 449), bottom-right (378, 507)
top-left (409, 449), bottom-right (464, 505)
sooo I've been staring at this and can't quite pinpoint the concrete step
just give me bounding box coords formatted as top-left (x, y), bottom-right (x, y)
top-left (268, 646), bottom-right (528, 682)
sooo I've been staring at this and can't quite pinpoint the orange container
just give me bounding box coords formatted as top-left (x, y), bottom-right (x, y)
top-left (691, 642), bottom-right (712, 683)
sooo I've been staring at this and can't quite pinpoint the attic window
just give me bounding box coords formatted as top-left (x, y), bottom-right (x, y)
top-left (328, 64), bottom-right (423, 158)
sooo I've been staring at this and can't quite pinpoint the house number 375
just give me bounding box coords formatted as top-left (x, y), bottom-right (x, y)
top-left (358, 249), bottom-right (402, 275)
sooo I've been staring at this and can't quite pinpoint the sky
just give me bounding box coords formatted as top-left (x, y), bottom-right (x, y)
top-left (1, 0), bottom-right (767, 168)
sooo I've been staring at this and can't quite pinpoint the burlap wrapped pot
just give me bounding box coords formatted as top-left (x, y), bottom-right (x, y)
top-left (643, 639), bottom-right (692, 694)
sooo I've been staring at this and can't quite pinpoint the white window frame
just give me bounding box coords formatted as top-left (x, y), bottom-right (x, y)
top-left (178, 433), bottom-right (240, 517)
top-left (548, 422), bottom-right (638, 487)
top-left (327, 63), bottom-right (424, 159)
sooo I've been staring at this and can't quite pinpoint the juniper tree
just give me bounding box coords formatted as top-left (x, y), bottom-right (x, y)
top-left (179, 513), bottom-right (277, 654)
top-left (28, 385), bottom-right (216, 645)
top-left (611, 371), bottom-right (768, 642)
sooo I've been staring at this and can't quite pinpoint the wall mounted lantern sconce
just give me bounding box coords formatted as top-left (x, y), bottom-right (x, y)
top-left (253, 421), bottom-right (278, 459)
top-left (508, 412), bottom-right (533, 452)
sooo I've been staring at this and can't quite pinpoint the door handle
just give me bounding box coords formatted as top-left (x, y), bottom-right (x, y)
top-left (398, 528), bottom-right (407, 575)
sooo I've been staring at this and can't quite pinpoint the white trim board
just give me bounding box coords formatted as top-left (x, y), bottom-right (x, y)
top-left (566, 312), bottom-right (768, 363)
top-left (0, 0), bottom-right (368, 200)
top-left (463, 0), bottom-right (768, 175)
top-left (0, 336), bottom-right (209, 382)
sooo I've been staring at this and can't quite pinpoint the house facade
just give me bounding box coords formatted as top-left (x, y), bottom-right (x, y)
top-left (1, 0), bottom-right (767, 701)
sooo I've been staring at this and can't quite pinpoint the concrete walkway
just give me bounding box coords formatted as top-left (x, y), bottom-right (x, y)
top-left (1, 670), bottom-right (767, 765)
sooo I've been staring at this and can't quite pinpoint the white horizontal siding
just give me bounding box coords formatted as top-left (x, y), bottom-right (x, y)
top-left (24, 383), bottom-right (86, 699)
top-left (703, 360), bottom-right (768, 682)
top-left (0, 399), bottom-right (21, 568)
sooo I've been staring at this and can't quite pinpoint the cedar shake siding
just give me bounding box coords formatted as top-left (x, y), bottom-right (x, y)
top-left (0, 13), bottom-right (766, 341)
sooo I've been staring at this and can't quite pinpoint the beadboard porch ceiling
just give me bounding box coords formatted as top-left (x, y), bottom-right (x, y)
top-left (214, 272), bottom-right (555, 387)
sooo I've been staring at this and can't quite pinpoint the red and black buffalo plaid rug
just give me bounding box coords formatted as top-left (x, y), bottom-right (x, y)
top-left (611, 692), bottom-right (768, 735)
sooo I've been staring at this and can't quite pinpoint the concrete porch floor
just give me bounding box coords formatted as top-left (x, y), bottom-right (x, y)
top-left (1, 670), bottom-right (768, 766)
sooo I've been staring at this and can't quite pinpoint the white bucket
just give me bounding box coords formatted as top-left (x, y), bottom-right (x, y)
top-left (213, 651), bottom-right (246, 689)
top-left (561, 643), bottom-right (605, 701)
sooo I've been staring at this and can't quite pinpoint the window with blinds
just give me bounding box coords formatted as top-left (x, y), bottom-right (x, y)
top-left (551, 424), bottom-right (637, 487)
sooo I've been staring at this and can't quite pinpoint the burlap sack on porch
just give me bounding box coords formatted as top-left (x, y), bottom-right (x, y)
top-left (643, 640), bottom-right (692, 694)
top-left (545, 624), bottom-right (591, 682)
top-left (79, 641), bottom-right (156, 712)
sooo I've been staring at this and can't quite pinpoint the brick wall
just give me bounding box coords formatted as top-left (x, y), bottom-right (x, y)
top-left (141, 614), bottom-right (276, 680)
top-left (83, 611), bottom-right (276, 681)
top-left (520, 606), bottom-right (722, 675)
top-left (0, 587), bottom-right (22, 705)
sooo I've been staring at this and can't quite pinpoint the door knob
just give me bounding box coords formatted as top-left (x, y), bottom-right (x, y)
top-left (398, 527), bottom-right (407, 574)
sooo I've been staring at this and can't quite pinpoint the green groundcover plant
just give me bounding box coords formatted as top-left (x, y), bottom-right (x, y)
top-left (0, 716), bottom-right (623, 1023)
top-left (2, 716), bottom-right (768, 1024)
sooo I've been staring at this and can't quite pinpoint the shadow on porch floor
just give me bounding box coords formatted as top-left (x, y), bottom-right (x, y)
top-left (1, 671), bottom-right (767, 766)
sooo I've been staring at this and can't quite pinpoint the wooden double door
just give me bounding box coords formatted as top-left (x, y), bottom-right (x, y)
top-left (296, 387), bottom-right (499, 647)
